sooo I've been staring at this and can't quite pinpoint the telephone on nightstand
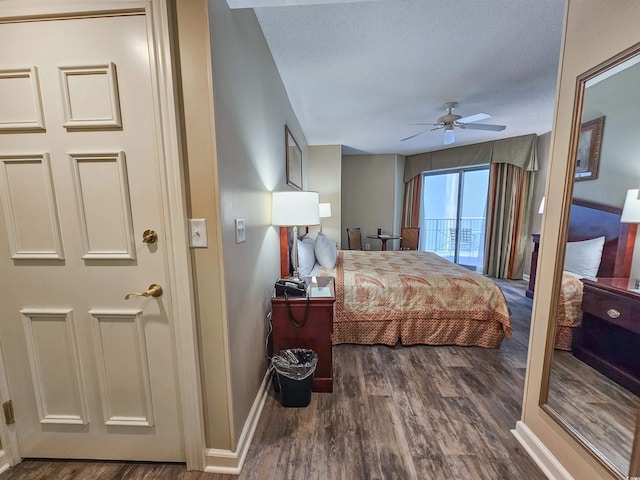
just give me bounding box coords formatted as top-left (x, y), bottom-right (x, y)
top-left (275, 278), bottom-right (307, 297)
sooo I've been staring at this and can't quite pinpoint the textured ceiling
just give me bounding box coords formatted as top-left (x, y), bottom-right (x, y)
top-left (238, 0), bottom-right (566, 155)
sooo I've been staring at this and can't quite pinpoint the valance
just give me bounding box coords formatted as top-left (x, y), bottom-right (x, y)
top-left (492, 134), bottom-right (538, 171)
top-left (403, 133), bottom-right (538, 182)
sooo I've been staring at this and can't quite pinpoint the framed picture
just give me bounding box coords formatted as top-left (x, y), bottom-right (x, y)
top-left (285, 125), bottom-right (302, 190)
top-left (575, 116), bottom-right (605, 182)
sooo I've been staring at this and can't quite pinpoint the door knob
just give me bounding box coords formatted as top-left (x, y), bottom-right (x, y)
top-left (142, 229), bottom-right (158, 244)
top-left (125, 284), bottom-right (163, 300)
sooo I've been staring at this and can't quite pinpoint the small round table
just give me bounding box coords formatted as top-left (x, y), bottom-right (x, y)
top-left (366, 234), bottom-right (401, 251)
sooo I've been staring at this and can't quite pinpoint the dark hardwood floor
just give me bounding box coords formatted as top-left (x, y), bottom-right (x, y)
top-left (0, 278), bottom-right (545, 480)
top-left (548, 350), bottom-right (639, 474)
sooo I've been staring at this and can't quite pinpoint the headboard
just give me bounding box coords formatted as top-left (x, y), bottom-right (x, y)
top-left (279, 226), bottom-right (309, 278)
top-left (568, 198), bottom-right (635, 278)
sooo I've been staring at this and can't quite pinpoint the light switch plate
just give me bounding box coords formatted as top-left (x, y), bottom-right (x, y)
top-left (189, 218), bottom-right (207, 248)
top-left (235, 218), bottom-right (246, 243)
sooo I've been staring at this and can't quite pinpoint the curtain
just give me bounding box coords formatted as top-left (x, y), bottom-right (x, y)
top-left (484, 162), bottom-right (535, 279)
top-left (402, 174), bottom-right (422, 227)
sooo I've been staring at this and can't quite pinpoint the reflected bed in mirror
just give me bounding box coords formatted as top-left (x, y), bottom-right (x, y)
top-left (541, 44), bottom-right (640, 478)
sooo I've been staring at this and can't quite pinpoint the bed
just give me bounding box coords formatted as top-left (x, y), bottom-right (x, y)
top-left (553, 199), bottom-right (635, 350)
top-left (279, 228), bottom-right (512, 348)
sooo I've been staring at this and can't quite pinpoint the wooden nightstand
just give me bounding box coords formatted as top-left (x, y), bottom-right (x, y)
top-left (271, 277), bottom-right (335, 392)
top-left (573, 278), bottom-right (640, 395)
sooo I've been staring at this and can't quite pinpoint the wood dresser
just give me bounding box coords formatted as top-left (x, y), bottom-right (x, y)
top-left (271, 277), bottom-right (335, 392)
top-left (573, 278), bottom-right (640, 395)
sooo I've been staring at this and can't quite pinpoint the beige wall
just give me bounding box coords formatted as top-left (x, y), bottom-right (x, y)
top-left (207, 0), bottom-right (309, 450)
top-left (307, 145), bottom-right (342, 247)
top-left (175, 0), bottom-right (231, 451)
top-left (521, 1), bottom-right (640, 478)
top-left (177, 0), bottom-right (308, 451)
top-left (341, 154), bottom-right (405, 250)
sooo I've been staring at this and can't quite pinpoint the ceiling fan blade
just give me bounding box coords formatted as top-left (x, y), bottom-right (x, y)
top-left (462, 123), bottom-right (506, 132)
top-left (458, 113), bottom-right (491, 124)
top-left (401, 129), bottom-right (430, 141)
top-left (444, 129), bottom-right (455, 145)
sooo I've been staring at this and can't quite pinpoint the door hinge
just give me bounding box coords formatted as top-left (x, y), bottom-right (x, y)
top-left (3, 400), bottom-right (14, 425)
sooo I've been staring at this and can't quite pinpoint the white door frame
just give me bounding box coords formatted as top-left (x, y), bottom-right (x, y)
top-left (0, 342), bottom-right (20, 471)
top-left (0, 0), bottom-right (205, 470)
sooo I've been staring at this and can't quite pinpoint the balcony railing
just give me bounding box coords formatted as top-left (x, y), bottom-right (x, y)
top-left (422, 217), bottom-right (485, 260)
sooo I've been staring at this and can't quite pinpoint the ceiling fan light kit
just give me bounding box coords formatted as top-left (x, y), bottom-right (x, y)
top-left (443, 125), bottom-right (455, 145)
top-left (401, 101), bottom-right (506, 144)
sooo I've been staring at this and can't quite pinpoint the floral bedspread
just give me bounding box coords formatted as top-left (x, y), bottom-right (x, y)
top-left (553, 271), bottom-right (585, 350)
top-left (557, 271), bottom-right (584, 328)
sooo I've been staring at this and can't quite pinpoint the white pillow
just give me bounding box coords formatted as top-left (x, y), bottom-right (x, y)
top-left (314, 233), bottom-right (337, 269)
top-left (564, 236), bottom-right (605, 279)
top-left (294, 234), bottom-right (316, 278)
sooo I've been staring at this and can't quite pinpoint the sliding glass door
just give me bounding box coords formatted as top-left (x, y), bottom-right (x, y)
top-left (420, 166), bottom-right (489, 272)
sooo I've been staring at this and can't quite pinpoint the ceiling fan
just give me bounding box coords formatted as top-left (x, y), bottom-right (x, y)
top-left (401, 102), bottom-right (506, 145)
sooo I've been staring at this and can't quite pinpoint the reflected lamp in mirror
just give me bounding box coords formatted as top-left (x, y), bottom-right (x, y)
top-left (271, 191), bottom-right (320, 280)
top-left (621, 189), bottom-right (640, 223)
top-left (319, 202), bottom-right (332, 233)
top-left (538, 196), bottom-right (545, 214)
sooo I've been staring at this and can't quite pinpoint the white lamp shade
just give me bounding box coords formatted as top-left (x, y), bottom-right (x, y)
top-left (271, 191), bottom-right (320, 226)
top-left (319, 202), bottom-right (332, 218)
top-left (538, 196), bottom-right (545, 214)
top-left (621, 189), bottom-right (640, 223)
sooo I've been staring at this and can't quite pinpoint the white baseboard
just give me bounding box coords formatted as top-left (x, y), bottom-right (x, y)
top-left (523, 273), bottom-right (530, 282)
top-left (0, 450), bottom-right (10, 475)
top-left (512, 421), bottom-right (574, 480)
top-left (204, 370), bottom-right (272, 474)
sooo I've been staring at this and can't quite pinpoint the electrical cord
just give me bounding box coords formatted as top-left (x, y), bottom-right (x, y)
top-left (265, 310), bottom-right (274, 373)
top-left (284, 290), bottom-right (310, 328)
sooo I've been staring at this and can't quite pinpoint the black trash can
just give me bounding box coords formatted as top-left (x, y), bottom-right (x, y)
top-left (272, 349), bottom-right (318, 408)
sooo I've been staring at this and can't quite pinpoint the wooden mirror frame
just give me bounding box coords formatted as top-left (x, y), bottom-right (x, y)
top-left (538, 43), bottom-right (640, 479)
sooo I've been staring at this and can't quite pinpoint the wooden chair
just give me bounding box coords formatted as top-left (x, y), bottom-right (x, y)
top-left (400, 227), bottom-right (420, 250)
top-left (346, 227), bottom-right (362, 250)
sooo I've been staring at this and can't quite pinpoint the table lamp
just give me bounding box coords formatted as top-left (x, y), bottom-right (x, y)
top-left (272, 191), bottom-right (320, 280)
top-left (319, 202), bottom-right (332, 233)
top-left (621, 189), bottom-right (640, 288)
top-left (621, 189), bottom-right (640, 223)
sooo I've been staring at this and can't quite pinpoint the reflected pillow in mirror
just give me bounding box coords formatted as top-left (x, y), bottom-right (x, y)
top-left (315, 233), bottom-right (337, 269)
top-left (295, 234), bottom-right (316, 277)
top-left (563, 236), bottom-right (605, 279)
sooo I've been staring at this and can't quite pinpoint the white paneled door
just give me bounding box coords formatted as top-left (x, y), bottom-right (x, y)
top-left (0, 13), bottom-right (184, 461)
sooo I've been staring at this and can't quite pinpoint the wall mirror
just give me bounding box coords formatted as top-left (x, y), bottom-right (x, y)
top-left (540, 44), bottom-right (640, 479)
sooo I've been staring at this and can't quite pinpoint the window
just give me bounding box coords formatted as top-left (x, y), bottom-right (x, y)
top-left (420, 166), bottom-right (489, 272)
